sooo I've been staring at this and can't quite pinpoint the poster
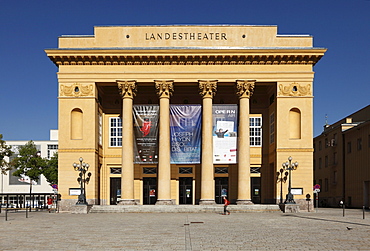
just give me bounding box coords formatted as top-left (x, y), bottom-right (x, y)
top-left (170, 105), bottom-right (202, 164)
top-left (133, 105), bottom-right (159, 163)
top-left (213, 105), bottom-right (238, 163)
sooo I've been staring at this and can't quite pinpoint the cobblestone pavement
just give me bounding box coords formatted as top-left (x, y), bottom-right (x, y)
top-left (1, 208), bottom-right (370, 250)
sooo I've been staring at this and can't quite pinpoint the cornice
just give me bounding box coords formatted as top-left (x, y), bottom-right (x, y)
top-left (277, 148), bottom-right (314, 152)
top-left (46, 49), bottom-right (325, 67)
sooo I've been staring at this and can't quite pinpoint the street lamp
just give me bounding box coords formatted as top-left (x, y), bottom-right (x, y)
top-left (282, 156), bottom-right (298, 204)
top-left (73, 157), bottom-right (91, 205)
top-left (276, 168), bottom-right (288, 204)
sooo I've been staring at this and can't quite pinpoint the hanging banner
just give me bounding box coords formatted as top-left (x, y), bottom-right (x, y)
top-left (133, 105), bottom-right (159, 163)
top-left (213, 105), bottom-right (238, 164)
top-left (170, 105), bottom-right (201, 164)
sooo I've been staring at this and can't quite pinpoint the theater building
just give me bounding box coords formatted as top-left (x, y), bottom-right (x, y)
top-left (45, 25), bottom-right (326, 210)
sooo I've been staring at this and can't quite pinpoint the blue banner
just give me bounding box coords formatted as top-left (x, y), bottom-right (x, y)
top-left (170, 105), bottom-right (201, 164)
top-left (213, 105), bottom-right (238, 164)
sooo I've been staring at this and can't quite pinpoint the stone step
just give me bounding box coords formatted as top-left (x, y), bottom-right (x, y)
top-left (89, 204), bottom-right (280, 213)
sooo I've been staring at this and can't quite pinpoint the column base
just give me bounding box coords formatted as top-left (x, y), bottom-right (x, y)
top-left (118, 200), bottom-right (136, 205)
top-left (199, 199), bottom-right (216, 205)
top-left (155, 199), bottom-right (173, 205)
top-left (236, 199), bottom-right (254, 205)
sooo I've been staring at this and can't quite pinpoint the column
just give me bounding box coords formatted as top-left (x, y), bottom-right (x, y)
top-left (155, 80), bottom-right (174, 205)
top-left (236, 80), bottom-right (255, 204)
top-left (199, 80), bottom-right (217, 205)
top-left (117, 80), bottom-right (137, 205)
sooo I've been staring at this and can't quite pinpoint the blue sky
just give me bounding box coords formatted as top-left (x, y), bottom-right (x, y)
top-left (0, 0), bottom-right (369, 140)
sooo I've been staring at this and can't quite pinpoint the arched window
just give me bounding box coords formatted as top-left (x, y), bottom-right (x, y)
top-left (71, 108), bottom-right (83, 139)
top-left (289, 108), bottom-right (301, 139)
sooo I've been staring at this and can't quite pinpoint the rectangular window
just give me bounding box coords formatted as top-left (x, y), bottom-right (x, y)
top-left (179, 167), bottom-right (193, 174)
top-left (347, 142), bottom-right (352, 153)
top-left (110, 117), bottom-right (122, 147)
top-left (325, 155), bottom-right (328, 167)
top-left (110, 168), bottom-right (121, 174)
top-left (269, 112), bottom-right (275, 144)
top-left (250, 117), bottom-right (262, 146)
top-left (357, 138), bottom-right (362, 151)
top-left (333, 152), bottom-right (337, 165)
top-left (324, 178), bottom-right (329, 192)
top-left (47, 144), bottom-right (58, 159)
top-left (319, 158), bottom-right (322, 169)
top-left (99, 114), bottom-right (102, 146)
top-left (319, 141), bottom-right (322, 151)
top-left (215, 167), bottom-right (228, 174)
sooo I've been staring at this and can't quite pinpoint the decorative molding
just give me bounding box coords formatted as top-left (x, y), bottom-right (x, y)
top-left (155, 80), bottom-right (174, 99)
top-left (117, 80), bottom-right (137, 99)
top-left (278, 83), bottom-right (311, 97)
top-left (60, 83), bottom-right (94, 97)
top-left (236, 80), bottom-right (255, 98)
top-left (58, 148), bottom-right (98, 153)
top-left (199, 80), bottom-right (217, 98)
top-left (48, 54), bottom-right (324, 67)
top-left (277, 148), bottom-right (314, 152)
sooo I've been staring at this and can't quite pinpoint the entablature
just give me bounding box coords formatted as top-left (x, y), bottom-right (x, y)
top-left (46, 48), bottom-right (326, 67)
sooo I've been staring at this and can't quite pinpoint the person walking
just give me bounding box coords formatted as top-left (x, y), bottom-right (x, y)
top-left (223, 197), bottom-right (230, 215)
top-left (47, 196), bottom-right (53, 213)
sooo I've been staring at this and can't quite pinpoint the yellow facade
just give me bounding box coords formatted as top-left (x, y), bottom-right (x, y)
top-left (314, 106), bottom-right (370, 208)
top-left (46, 25), bottom-right (326, 210)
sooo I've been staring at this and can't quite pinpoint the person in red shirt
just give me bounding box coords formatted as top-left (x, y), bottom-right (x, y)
top-left (47, 196), bottom-right (53, 213)
top-left (223, 197), bottom-right (230, 215)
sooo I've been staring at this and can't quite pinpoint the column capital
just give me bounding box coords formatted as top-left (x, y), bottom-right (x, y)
top-left (117, 80), bottom-right (137, 99)
top-left (236, 80), bottom-right (255, 99)
top-left (155, 80), bottom-right (174, 99)
top-left (199, 80), bottom-right (217, 98)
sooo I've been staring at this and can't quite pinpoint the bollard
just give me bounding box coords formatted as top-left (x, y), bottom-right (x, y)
top-left (5, 208), bottom-right (8, 221)
top-left (363, 206), bottom-right (365, 220)
top-left (343, 204), bottom-right (345, 217)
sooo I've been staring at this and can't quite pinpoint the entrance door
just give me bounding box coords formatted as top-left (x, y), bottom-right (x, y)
top-left (215, 177), bottom-right (228, 204)
top-left (179, 177), bottom-right (193, 204)
top-left (110, 178), bottom-right (121, 205)
top-left (143, 177), bottom-right (157, 205)
top-left (251, 177), bottom-right (261, 204)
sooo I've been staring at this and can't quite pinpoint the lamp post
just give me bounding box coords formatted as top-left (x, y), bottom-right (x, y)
top-left (276, 168), bottom-right (288, 204)
top-left (73, 157), bottom-right (91, 205)
top-left (282, 156), bottom-right (298, 204)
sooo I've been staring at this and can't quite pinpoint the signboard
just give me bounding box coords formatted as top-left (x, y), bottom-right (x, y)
top-left (170, 105), bottom-right (201, 164)
top-left (291, 188), bottom-right (303, 195)
top-left (69, 188), bottom-right (81, 196)
top-left (213, 105), bottom-right (238, 164)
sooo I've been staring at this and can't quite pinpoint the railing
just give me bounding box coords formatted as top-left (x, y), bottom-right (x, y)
top-left (0, 193), bottom-right (55, 209)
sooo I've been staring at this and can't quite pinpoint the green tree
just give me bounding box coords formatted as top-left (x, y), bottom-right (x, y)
top-left (43, 152), bottom-right (58, 185)
top-left (11, 141), bottom-right (46, 183)
top-left (0, 134), bottom-right (13, 174)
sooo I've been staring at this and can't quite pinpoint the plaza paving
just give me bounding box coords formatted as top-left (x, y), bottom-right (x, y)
top-left (1, 207), bottom-right (370, 250)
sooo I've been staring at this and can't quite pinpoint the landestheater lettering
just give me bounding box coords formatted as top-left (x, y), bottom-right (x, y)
top-left (145, 32), bottom-right (227, 40)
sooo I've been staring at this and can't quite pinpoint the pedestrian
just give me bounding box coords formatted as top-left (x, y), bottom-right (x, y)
top-left (47, 196), bottom-right (53, 213)
top-left (223, 197), bottom-right (230, 215)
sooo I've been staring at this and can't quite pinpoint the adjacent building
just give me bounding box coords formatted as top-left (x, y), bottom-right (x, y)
top-left (0, 130), bottom-right (58, 206)
top-left (314, 105), bottom-right (370, 208)
top-left (45, 25), bottom-right (326, 210)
